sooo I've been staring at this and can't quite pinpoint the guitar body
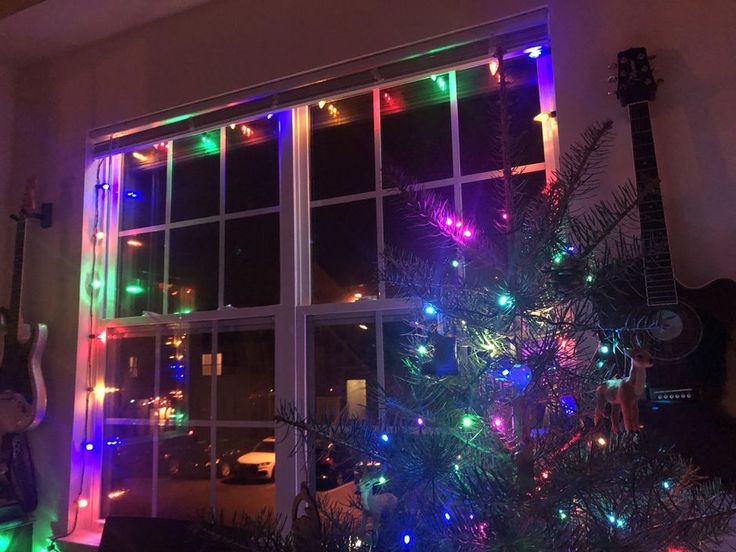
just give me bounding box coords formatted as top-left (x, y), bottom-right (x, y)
top-left (0, 323), bottom-right (48, 434)
top-left (640, 279), bottom-right (736, 402)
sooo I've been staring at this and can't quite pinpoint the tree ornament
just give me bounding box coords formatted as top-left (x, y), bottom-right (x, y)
top-left (421, 334), bottom-right (458, 376)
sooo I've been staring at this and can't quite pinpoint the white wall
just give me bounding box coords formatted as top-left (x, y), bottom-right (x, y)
top-left (1, 0), bottom-right (735, 548)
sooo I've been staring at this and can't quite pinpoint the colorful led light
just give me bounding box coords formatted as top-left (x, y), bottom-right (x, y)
top-left (417, 417), bottom-right (424, 426)
top-left (492, 417), bottom-right (504, 430)
top-left (445, 217), bottom-right (454, 226)
top-left (83, 442), bottom-right (94, 451)
top-left (443, 512), bottom-right (451, 521)
top-left (462, 229), bottom-right (472, 238)
top-left (524, 46), bottom-right (543, 59)
top-left (381, 433), bottom-right (389, 443)
top-left (451, 260), bottom-right (460, 268)
top-left (462, 416), bottom-right (473, 428)
top-left (132, 151), bottom-right (148, 162)
top-left (378, 476), bottom-right (387, 485)
top-left (423, 304), bottom-right (437, 316)
top-left (77, 498), bottom-right (89, 508)
top-left (597, 436), bottom-right (607, 447)
top-left (95, 231), bottom-right (105, 240)
top-left (497, 294), bottom-right (512, 308)
top-left (599, 344), bottom-right (611, 355)
top-left (417, 344), bottom-right (428, 355)
top-left (91, 279), bottom-right (103, 289)
top-left (126, 191), bottom-right (141, 199)
top-left (125, 283), bottom-right (145, 295)
top-left (126, 239), bottom-right (143, 247)
top-left (488, 58), bottom-right (499, 76)
top-left (403, 534), bottom-right (411, 545)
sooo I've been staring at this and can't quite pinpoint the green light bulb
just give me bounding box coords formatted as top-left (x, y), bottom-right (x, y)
top-left (125, 283), bottom-right (145, 295)
top-left (497, 294), bottom-right (511, 308)
top-left (585, 274), bottom-right (594, 283)
top-left (378, 476), bottom-right (387, 485)
top-left (599, 344), bottom-right (611, 355)
top-left (552, 253), bottom-right (564, 264)
top-left (91, 279), bottom-right (103, 289)
top-left (559, 510), bottom-right (567, 521)
top-left (417, 344), bottom-right (428, 355)
top-left (462, 415), bottom-right (473, 428)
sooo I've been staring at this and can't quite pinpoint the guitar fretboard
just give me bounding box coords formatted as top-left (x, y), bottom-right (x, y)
top-left (628, 101), bottom-right (678, 306)
top-left (7, 216), bottom-right (26, 342)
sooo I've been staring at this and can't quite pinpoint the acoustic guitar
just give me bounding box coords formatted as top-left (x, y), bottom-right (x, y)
top-left (614, 47), bottom-right (736, 480)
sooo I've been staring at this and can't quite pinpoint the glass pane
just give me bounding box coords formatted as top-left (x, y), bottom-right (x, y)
top-left (171, 132), bottom-right (220, 222)
top-left (157, 426), bottom-right (211, 519)
top-left (224, 215), bottom-right (280, 308)
top-left (169, 222), bottom-right (219, 313)
top-left (217, 328), bottom-right (275, 421)
top-left (461, 172), bottom-right (546, 240)
top-left (381, 74), bottom-right (452, 183)
top-left (310, 94), bottom-right (374, 200)
top-left (311, 200), bottom-right (377, 304)
top-left (312, 321), bottom-right (377, 422)
top-left (121, 145), bottom-right (167, 231)
top-left (225, 118), bottom-right (279, 212)
top-left (384, 185), bottom-right (455, 262)
top-left (102, 425), bottom-right (152, 517)
top-left (116, 231), bottom-right (164, 318)
top-left (161, 331), bottom-right (212, 423)
top-left (457, 57), bottom-right (544, 175)
top-left (105, 335), bottom-right (156, 419)
top-left (215, 427), bottom-right (275, 519)
top-left (383, 319), bottom-right (413, 405)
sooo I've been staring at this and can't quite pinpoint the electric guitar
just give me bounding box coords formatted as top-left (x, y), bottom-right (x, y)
top-left (0, 182), bottom-right (48, 434)
top-left (613, 47), bottom-right (736, 407)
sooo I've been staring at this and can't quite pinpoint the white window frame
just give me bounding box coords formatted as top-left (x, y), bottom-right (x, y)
top-left (71, 48), bottom-right (558, 535)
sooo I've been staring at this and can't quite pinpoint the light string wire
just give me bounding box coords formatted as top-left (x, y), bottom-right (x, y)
top-left (47, 157), bottom-right (107, 550)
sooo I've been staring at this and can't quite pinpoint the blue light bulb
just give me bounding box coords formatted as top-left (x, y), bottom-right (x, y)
top-left (403, 533), bottom-right (411, 545)
top-left (423, 304), bottom-right (437, 316)
top-left (381, 433), bottom-right (389, 443)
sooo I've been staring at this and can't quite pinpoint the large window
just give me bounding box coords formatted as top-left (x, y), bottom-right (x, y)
top-left (88, 47), bottom-right (554, 527)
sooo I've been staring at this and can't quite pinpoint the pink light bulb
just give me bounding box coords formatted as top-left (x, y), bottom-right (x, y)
top-left (501, 212), bottom-right (509, 220)
top-left (455, 221), bottom-right (463, 228)
top-left (492, 416), bottom-right (504, 429)
top-left (463, 229), bottom-right (472, 238)
top-left (445, 217), bottom-right (454, 226)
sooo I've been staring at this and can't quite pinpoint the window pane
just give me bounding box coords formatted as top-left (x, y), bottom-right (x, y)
top-left (105, 335), bottom-right (156, 419)
top-left (310, 94), bottom-right (374, 200)
top-left (383, 319), bottom-right (413, 404)
top-left (461, 172), bottom-right (546, 240)
top-left (161, 331), bottom-right (212, 422)
top-left (224, 215), bottom-right (279, 308)
top-left (216, 428), bottom-right (275, 519)
top-left (312, 321), bottom-right (377, 422)
top-left (157, 426), bottom-right (211, 519)
top-left (169, 223), bottom-right (219, 313)
top-left (171, 132), bottom-right (220, 222)
top-left (116, 231), bottom-right (164, 318)
top-left (381, 75), bottom-right (452, 183)
top-left (102, 425), bottom-right (152, 517)
top-left (311, 200), bottom-right (377, 304)
top-left (121, 145), bottom-right (167, 231)
top-left (383, 186), bottom-right (456, 297)
top-left (217, 328), bottom-right (275, 421)
top-left (457, 57), bottom-right (544, 175)
top-left (226, 118), bottom-right (279, 212)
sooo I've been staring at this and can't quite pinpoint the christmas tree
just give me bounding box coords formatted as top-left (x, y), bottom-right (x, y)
top-left (274, 53), bottom-right (736, 551)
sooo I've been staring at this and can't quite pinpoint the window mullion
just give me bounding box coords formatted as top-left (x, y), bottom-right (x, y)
top-left (163, 141), bottom-right (173, 315)
top-left (373, 88), bottom-right (386, 300)
top-left (449, 70), bottom-right (463, 216)
top-left (218, 128), bottom-right (226, 310)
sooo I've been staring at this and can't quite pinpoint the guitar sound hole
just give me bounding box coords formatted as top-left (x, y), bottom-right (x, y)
top-left (648, 309), bottom-right (684, 342)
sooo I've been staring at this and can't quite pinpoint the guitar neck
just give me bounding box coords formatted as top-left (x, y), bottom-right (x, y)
top-left (628, 101), bottom-right (678, 306)
top-left (7, 216), bottom-right (26, 342)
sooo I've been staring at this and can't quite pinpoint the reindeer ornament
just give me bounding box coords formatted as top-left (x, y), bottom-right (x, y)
top-left (356, 465), bottom-right (398, 542)
top-left (594, 346), bottom-right (653, 433)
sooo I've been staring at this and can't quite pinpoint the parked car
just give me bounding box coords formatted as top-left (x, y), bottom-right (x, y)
top-left (161, 430), bottom-right (239, 479)
top-left (315, 441), bottom-right (354, 490)
top-left (234, 437), bottom-right (276, 481)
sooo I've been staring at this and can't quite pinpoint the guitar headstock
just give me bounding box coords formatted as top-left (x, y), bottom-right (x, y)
top-left (614, 47), bottom-right (658, 107)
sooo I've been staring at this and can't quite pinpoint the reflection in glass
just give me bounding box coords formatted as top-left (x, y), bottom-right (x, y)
top-left (169, 223), bottom-right (219, 313)
top-left (226, 118), bottom-right (279, 212)
top-left (310, 94), bottom-right (374, 200)
top-left (102, 425), bottom-right (152, 517)
top-left (381, 75), bottom-right (452, 183)
top-left (311, 200), bottom-right (377, 304)
top-left (116, 231), bottom-right (164, 318)
top-left (121, 145), bottom-right (167, 231)
top-left (383, 320), bottom-right (413, 404)
top-left (105, 336), bottom-right (156, 419)
top-left (217, 329), bottom-right (275, 421)
top-left (161, 332), bottom-right (212, 423)
top-left (312, 322), bottom-right (376, 422)
top-left (157, 427), bottom-right (211, 519)
top-left (172, 132), bottom-right (220, 222)
top-left (224, 214), bottom-right (279, 308)
top-left (215, 427), bottom-right (275, 519)
top-left (457, 57), bottom-right (544, 175)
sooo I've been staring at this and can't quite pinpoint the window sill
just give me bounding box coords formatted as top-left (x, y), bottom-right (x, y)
top-left (58, 528), bottom-right (101, 551)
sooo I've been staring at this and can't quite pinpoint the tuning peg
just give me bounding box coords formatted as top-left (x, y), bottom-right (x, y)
top-left (607, 76), bottom-right (618, 83)
top-left (608, 62), bottom-right (618, 70)
top-left (607, 91), bottom-right (618, 97)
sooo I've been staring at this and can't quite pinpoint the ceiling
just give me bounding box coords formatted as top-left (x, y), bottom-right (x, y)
top-left (0, 0), bottom-right (214, 65)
